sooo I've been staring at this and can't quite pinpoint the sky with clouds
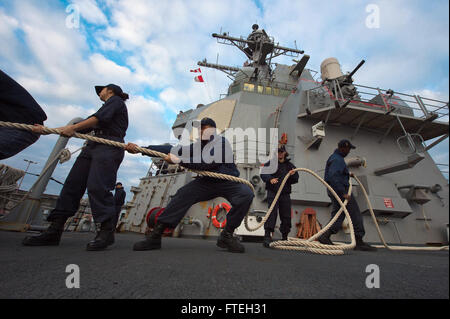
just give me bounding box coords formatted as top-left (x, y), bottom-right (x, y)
top-left (0, 0), bottom-right (448, 202)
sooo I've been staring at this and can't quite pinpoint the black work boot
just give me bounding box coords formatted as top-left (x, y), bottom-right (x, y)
top-left (354, 237), bottom-right (377, 252)
top-left (22, 218), bottom-right (67, 246)
top-left (133, 223), bottom-right (166, 251)
top-left (282, 233), bottom-right (289, 241)
top-left (263, 231), bottom-right (272, 248)
top-left (217, 228), bottom-right (245, 253)
top-left (86, 220), bottom-right (115, 251)
top-left (318, 229), bottom-right (334, 245)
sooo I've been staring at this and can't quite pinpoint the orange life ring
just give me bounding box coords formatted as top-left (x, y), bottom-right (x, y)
top-left (211, 203), bottom-right (231, 229)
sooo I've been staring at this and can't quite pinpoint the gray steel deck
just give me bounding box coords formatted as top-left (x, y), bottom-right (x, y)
top-left (0, 231), bottom-right (448, 299)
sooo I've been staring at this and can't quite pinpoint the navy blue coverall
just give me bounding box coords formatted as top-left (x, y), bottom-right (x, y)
top-left (47, 95), bottom-right (128, 224)
top-left (0, 70), bottom-right (47, 159)
top-left (324, 149), bottom-right (365, 237)
top-left (113, 187), bottom-right (126, 227)
top-left (143, 134), bottom-right (254, 232)
top-left (260, 159), bottom-right (299, 235)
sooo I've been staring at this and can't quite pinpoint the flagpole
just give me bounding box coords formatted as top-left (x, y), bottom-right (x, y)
top-left (202, 68), bottom-right (213, 103)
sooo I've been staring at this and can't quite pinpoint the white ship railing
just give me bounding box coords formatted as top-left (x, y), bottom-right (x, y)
top-left (352, 83), bottom-right (449, 122)
top-left (304, 79), bottom-right (449, 124)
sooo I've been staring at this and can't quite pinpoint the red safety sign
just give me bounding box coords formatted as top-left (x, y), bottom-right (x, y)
top-left (383, 198), bottom-right (394, 208)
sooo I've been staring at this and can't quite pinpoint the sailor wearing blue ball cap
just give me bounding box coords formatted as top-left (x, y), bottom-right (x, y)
top-left (319, 139), bottom-right (376, 251)
top-left (23, 84), bottom-right (129, 251)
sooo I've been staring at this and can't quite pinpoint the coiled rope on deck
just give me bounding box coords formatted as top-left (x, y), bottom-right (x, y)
top-left (247, 167), bottom-right (448, 254)
top-left (246, 168), bottom-right (356, 255)
top-left (263, 172), bottom-right (448, 254)
top-left (1, 121), bottom-right (448, 254)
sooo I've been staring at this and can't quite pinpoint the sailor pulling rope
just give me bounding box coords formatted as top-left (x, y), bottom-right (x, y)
top-left (1, 120), bottom-right (448, 255)
top-left (0, 121), bottom-right (255, 191)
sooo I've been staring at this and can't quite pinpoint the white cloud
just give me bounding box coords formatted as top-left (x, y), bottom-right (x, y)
top-left (95, 36), bottom-right (119, 51)
top-left (43, 104), bottom-right (94, 127)
top-left (89, 53), bottom-right (133, 82)
top-left (126, 43), bottom-right (173, 88)
top-left (126, 95), bottom-right (168, 138)
top-left (72, 0), bottom-right (108, 25)
top-left (0, 9), bottom-right (21, 64)
top-left (116, 154), bottom-right (151, 185)
top-left (0, 8), bottom-right (19, 41)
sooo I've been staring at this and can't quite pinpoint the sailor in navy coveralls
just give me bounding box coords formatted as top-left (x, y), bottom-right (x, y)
top-left (260, 145), bottom-right (299, 247)
top-left (318, 139), bottom-right (376, 251)
top-left (112, 182), bottom-right (126, 230)
top-left (125, 118), bottom-right (255, 253)
top-left (0, 69), bottom-right (47, 159)
top-left (23, 84), bottom-right (129, 251)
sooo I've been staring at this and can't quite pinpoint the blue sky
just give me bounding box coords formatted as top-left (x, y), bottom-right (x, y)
top-left (0, 0), bottom-right (448, 202)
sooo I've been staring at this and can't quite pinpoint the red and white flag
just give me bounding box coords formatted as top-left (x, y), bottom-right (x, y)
top-left (190, 68), bottom-right (201, 73)
top-left (194, 75), bottom-right (204, 83)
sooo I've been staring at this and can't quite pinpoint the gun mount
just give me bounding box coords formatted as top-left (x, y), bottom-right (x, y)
top-left (321, 58), bottom-right (366, 101)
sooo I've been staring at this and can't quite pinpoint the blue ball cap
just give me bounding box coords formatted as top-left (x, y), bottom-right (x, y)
top-left (95, 84), bottom-right (123, 96)
top-left (200, 117), bottom-right (217, 128)
top-left (278, 145), bottom-right (287, 152)
top-left (338, 139), bottom-right (356, 149)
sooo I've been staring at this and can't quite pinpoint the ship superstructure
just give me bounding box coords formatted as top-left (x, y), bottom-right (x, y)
top-left (120, 26), bottom-right (449, 245)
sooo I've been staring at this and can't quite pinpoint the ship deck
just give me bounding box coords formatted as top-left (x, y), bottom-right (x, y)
top-left (0, 231), bottom-right (448, 299)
